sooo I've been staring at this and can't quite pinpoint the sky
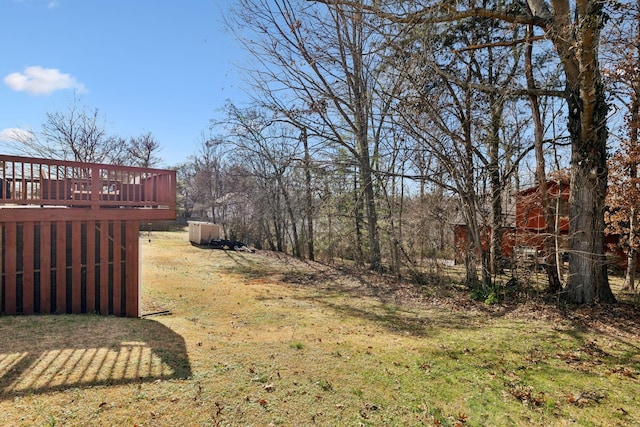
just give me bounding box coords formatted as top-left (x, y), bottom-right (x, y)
top-left (0, 0), bottom-right (249, 167)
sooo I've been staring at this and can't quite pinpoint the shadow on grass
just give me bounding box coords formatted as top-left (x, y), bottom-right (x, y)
top-left (222, 253), bottom-right (482, 338)
top-left (0, 315), bottom-right (191, 400)
top-left (305, 293), bottom-right (476, 337)
top-left (212, 249), bottom-right (640, 356)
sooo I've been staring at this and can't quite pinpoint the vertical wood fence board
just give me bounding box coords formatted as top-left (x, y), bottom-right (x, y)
top-left (22, 222), bottom-right (35, 314)
top-left (56, 221), bottom-right (66, 314)
top-left (71, 221), bottom-right (82, 313)
top-left (86, 220), bottom-right (96, 313)
top-left (40, 221), bottom-right (51, 314)
top-left (112, 220), bottom-right (122, 316)
top-left (125, 220), bottom-right (139, 317)
top-left (0, 224), bottom-right (2, 312)
top-left (4, 222), bottom-right (17, 315)
top-left (99, 221), bottom-right (110, 315)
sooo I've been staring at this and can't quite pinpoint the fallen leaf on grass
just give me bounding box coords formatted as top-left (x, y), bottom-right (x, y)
top-left (359, 403), bottom-right (379, 419)
top-left (606, 366), bottom-right (637, 378)
top-left (557, 351), bottom-right (581, 363)
top-left (567, 390), bottom-right (606, 406)
top-left (508, 385), bottom-right (545, 406)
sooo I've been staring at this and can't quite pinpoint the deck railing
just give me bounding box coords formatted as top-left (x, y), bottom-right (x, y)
top-left (0, 154), bottom-right (176, 210)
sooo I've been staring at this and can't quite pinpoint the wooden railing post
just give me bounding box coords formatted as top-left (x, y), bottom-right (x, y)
top-left (91, 165), bottom-right (100, 208)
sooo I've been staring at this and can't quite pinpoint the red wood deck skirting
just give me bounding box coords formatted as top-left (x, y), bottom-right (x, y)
top-left (1, 220), bottom-right (142, 316)
top-left (0, 154), bottom-right (176, 317)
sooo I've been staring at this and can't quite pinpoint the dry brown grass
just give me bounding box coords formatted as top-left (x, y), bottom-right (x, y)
top-left (1, 229), bottom-right (639, 426)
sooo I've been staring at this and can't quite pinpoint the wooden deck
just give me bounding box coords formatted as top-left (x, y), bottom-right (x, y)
top-left (0, 154), bottom-right (176, 221)
top-left (0, 155), bottom-right (177, 317)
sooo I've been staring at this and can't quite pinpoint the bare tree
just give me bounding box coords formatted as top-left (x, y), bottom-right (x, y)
top-left (226, 0), bottom-right (411, 270)
top-left (40, 101), bottom-right (126, 164)
top-left (525, 22), bottom-right (563, 292)
top-left (300, 127), bottom-right (316, 261)
top-left (386, 13), bottom-right (532, 287)
top-left (601, 1), bottom-right (640, 292)
top-left (214, 103), bottom-right (305, 257)
top-left (188, 134), bottom-right (227, 223)
top-left (314, 0), bottom-right (615, 303)
top-left (4, 96), bottom-right (161, 168)
top-left (126, 131), bottom-right (162, 167)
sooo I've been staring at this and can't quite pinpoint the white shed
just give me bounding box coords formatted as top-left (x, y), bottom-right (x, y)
top-left (188, 221), bottom-right (221, 244)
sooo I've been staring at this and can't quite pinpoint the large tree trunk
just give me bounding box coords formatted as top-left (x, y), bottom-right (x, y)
top-left (543, 0), bottom-right (615, 303)
top-left (564, 83), bottom-right (615, 303)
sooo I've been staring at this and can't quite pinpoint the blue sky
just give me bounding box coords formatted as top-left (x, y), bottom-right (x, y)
top-left (0, 0), bottom-right (248, 166)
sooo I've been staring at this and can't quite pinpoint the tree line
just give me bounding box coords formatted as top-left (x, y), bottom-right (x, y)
top-left (175, 0), bottom-right (640, 305)
top-left (13, 1), bottom-right (639, 307)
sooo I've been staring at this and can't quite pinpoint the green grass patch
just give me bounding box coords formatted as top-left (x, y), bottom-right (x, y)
top-left (0, 231), bottom-right (638, 426)
top-left (289, 341), bottom-right (304, 350)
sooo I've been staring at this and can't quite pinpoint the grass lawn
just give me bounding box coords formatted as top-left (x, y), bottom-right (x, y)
top-left (0, 229), bottom-right (639, 426)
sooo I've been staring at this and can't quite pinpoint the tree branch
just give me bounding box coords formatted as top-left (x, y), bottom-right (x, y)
top-left (308, 1), bottom-right (549, 27)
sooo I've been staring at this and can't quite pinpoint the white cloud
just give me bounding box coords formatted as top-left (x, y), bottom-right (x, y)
top-left (3, 66), bottom-right (86, 96)
top-left (12, 0), bottom-right (60, 8)
top-left (0, 128), bottom-right (35, 143)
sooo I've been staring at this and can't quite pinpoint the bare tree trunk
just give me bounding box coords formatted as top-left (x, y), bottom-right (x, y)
top-left (354, 82), bottom-right (382, 271)
top-left (623, 208), bottom-right (638, 291)
top-left (487, 92), bottom-right (504, 277)
top-left (488, 135), bottom-right (504, 276)
top-left (302, 128), bottom-right (315, 261)
top-left (272, 189), bottom-right (285, 253)
top-left (463, 224), bottom-right (480, 286)
top-left (487, 88), bottom-right (506, 276)
top-left (460, 192), bottom-right (486, 288)
top-left (525, 23), bottom-right (562, 293)
top-left (359, 157), bottom-right (381, 270)
top-left (354, 169), bottom-right (364, 266)
top-left (279, 182), bottom-right (301, 258)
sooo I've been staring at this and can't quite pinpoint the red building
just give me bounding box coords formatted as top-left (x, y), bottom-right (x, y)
top-left (454, 180), bottom-right (569, 265)
top-left (455, 179), bottom-right (630, 269)
top-left (514, 179), bottom-right (570, 253)
top-left (0, 154), bottom-right (176, 317)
